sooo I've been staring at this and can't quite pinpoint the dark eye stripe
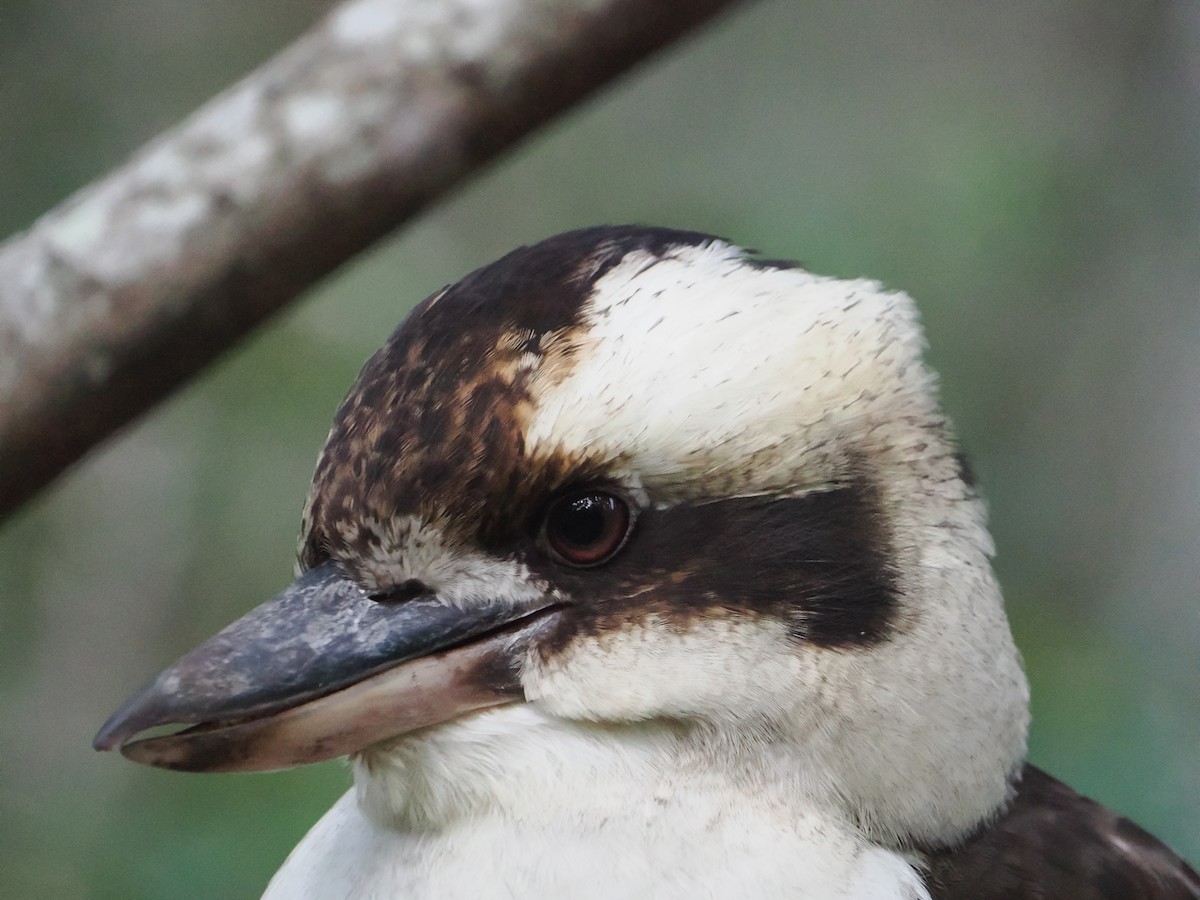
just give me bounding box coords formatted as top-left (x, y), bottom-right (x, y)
top-left (529, 478), bottom-right (898, 651)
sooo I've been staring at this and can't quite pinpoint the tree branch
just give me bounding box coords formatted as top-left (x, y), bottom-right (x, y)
top-left (0, 0), bottom-right (744, 520)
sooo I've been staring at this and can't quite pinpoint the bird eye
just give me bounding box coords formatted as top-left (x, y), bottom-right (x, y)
top-left (543, 490), bottom-right (634, 567)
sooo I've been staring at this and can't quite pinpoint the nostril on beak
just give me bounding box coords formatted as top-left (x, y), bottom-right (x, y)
top-left (369, 579), bottom-right (433, 605)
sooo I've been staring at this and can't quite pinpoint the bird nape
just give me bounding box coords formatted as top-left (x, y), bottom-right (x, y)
top-left (95, 226), bottom-right (1199, 900)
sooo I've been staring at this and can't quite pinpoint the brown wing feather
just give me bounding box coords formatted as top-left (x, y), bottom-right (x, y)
top-left (924, 764), bottom-right (1200, 900)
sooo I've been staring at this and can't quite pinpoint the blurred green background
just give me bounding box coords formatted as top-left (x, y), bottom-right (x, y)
top-left (2, 0), bottom-right (1197, 896)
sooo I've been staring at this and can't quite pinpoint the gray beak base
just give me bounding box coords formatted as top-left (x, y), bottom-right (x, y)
top-left (94, 561), bottom-right (559, 772)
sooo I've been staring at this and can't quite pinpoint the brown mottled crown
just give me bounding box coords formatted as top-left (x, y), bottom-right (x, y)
top-left (298, 226), bottom-right (729, 570)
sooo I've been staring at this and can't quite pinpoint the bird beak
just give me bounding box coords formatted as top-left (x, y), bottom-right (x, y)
top-left (93, 561), bottom-right (560, 772)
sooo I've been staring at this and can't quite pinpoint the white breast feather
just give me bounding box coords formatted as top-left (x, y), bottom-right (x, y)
top-left (265, 708), bottom-right (931, 900)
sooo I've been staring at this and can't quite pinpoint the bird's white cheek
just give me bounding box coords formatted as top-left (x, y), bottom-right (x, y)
top-left (522, 615), bottom-right (821, 725)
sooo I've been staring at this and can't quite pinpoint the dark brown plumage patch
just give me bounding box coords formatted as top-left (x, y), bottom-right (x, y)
top-left (924, 765), bottom-right (1200, 899)
top-left (300, 226), bottom-right (730, 570)
top-left (526, 477), bottom-right (899, 653)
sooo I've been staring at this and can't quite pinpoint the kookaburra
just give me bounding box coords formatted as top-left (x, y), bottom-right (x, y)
top-left (96, 226), bottom-right (1198, 899)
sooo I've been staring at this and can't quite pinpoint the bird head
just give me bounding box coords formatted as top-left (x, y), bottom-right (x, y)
top-left (95, 226), bottom-right (1028, 847)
